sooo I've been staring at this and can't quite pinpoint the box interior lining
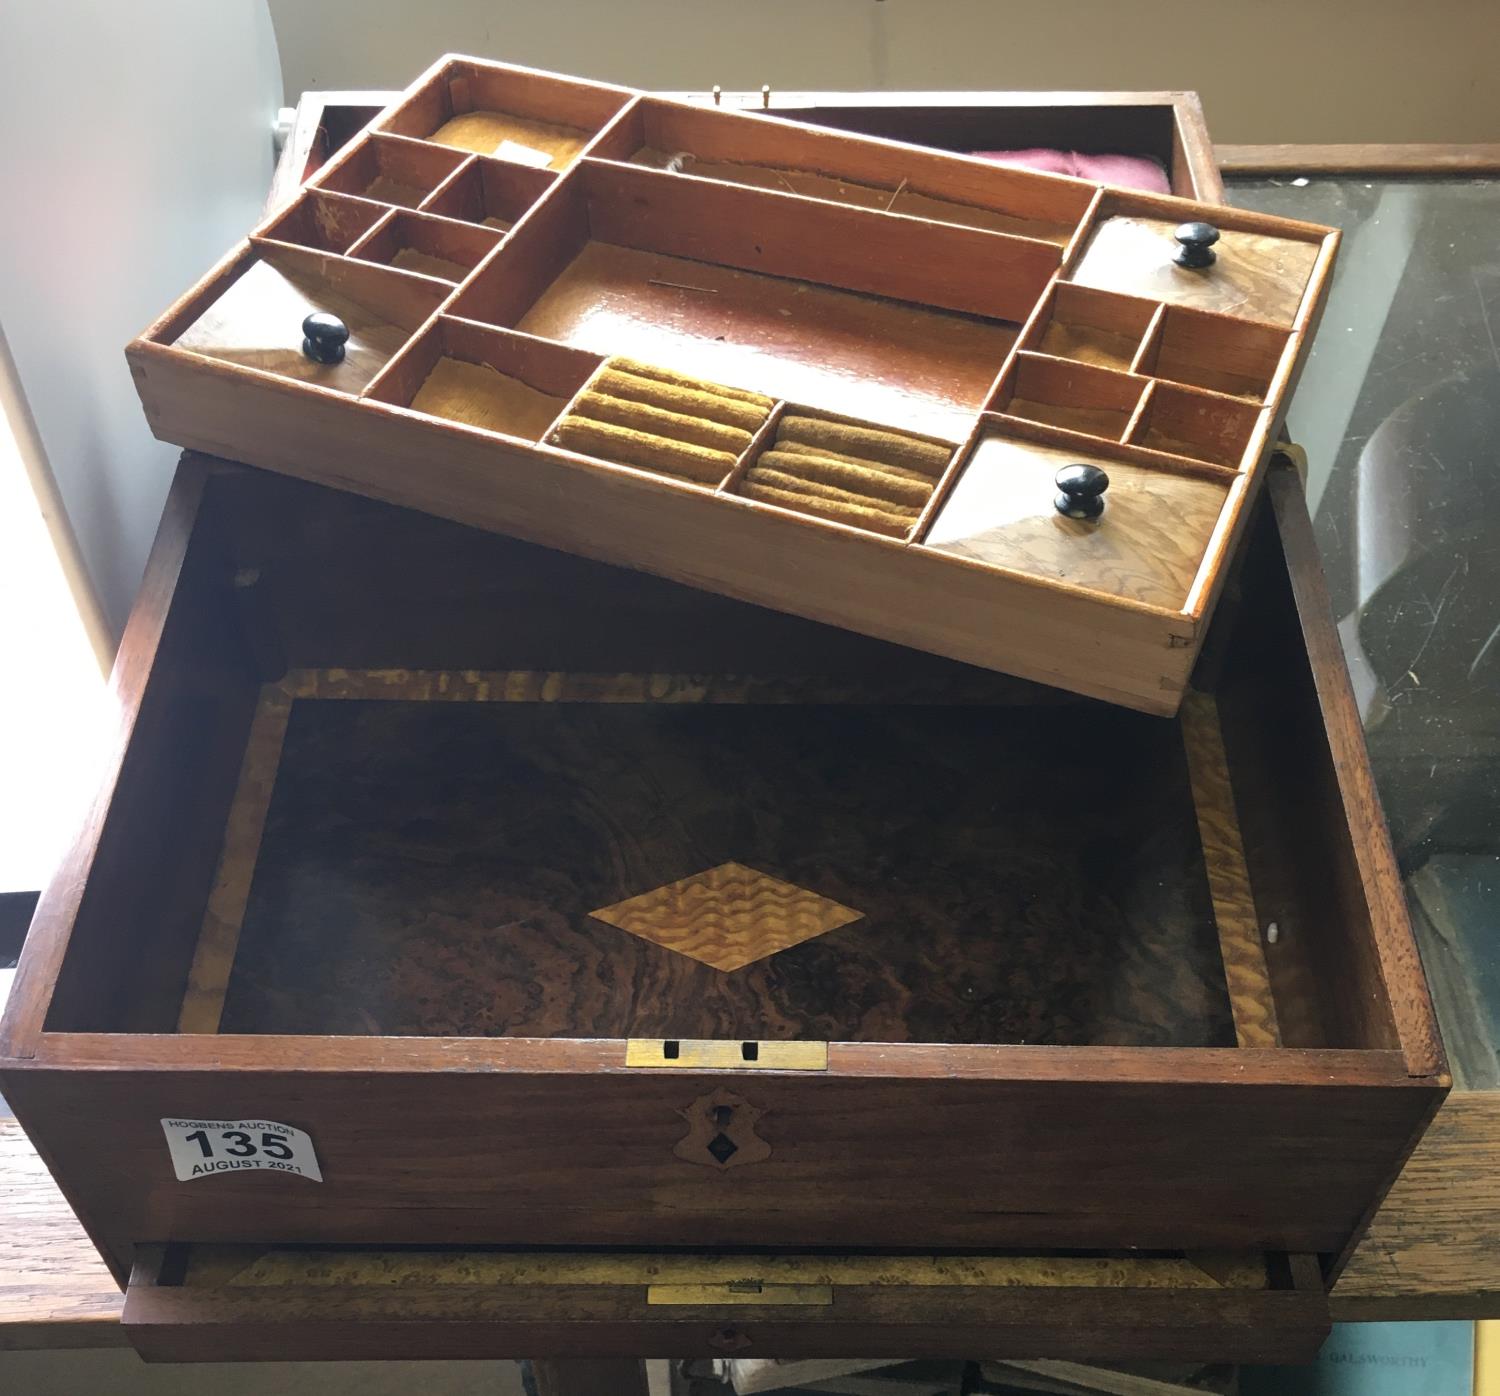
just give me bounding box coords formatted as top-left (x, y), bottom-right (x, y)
top-left (36, 470), bottom-right (1398, 1057)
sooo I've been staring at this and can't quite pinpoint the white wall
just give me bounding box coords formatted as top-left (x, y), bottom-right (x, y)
top-left (268, 0), bottom-right (1500, 145)
top-left (0, 2), bottom-right (283, 638)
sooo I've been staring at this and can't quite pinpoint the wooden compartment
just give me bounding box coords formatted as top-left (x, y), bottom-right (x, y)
top-left (313, 132), bottom-right (468, 208)
top-left (1130, 382), bottom-right (1264, 467)
top-left (1068, 191), bottom-right (1331, 327)
top-left (1136, 305), bottom-right (1293, 401)
top-left (728, 406), bottom-right (954, 539)
top-left (126, 55), bottom-right (1340, 715)
top-left (377, 57), bottom-right (632, 168)
top-left (364, 317), bottom-right (601, 442)
top-left (158, 243), bottom-right (447, 395)
top-left (1025, 283), bottom-right (1159, 370)
top-left (924, 422), bottom-right (1228, 609)
top-left (0, 459), bottom-right (1443, 1363)
top-left (260, 190), bottom-right (387, 254)
top-left (347, 209), bottom-right (503, 283)
top-left (419, 155), bottom-right (556, 230)
top-left (988, 353), bottom-right (1146, 438)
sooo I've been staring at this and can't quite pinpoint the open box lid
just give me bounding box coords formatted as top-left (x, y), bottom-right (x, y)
top-left (127, 55), bottom-right (1337, 716)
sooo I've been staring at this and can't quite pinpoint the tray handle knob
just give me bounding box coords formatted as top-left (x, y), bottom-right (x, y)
top-left (1173, 221), bottom-right (1220, 270)
top-left (301, 311), bottom-right (349, 365)
top-left (1055, 463), bottom-right (1109, 520)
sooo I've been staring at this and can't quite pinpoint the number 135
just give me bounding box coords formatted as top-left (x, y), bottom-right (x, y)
top-left (183, 1129), bottom-right (292, 1160)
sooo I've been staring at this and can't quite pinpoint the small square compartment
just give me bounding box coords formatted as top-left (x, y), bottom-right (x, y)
top-left (380, 58), bottom-right (632, 169)
top-left (420, 156), bottom-right (556, 231)
top-left (367, 315), bottom-right (600, 443)
top-left (1129, 382), bottom-right (1262, 467)
top-left (1027, 283), bottom-right (1157, 371)
top-left (314, 133), bottom-right (468, 209)
top-left (349, 210), bottom-right (503, 284)
top-left (1068, 192), bottom-right (1326, 327)
top-left (989, 352), bottom-right (1146, 440)
top-left (170, 242), bottom-right (448, 395)
top-left (260, 190), bottom-right (387, 254)
top-left (923, 422), bottom-right (1230, 610)
top-left (1136, 305), bottom-right (1291, 401)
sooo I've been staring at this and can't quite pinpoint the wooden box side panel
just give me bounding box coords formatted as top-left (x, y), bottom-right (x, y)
top-left (3, 1061), bottom-right (1440, 1283)
top-left (1223, 474), bottom-right (1445, 1078)
top-left (128, 346), bottom-right (1195, 714)
top-left (0, 466), bottom-right (262, 1057)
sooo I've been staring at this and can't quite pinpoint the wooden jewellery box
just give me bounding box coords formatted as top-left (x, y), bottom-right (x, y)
top-left (124, 56), bottom-right (1341, 715)
top-left (0, 453), bottom-right (1445, 1362)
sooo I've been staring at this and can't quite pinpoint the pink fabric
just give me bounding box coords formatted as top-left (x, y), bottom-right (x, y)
top-left (970, 148), bottom-right (1170, 195)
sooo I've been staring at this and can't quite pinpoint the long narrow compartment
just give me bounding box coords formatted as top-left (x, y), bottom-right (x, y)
top-left (593, 96), bottom-right (1096, 245)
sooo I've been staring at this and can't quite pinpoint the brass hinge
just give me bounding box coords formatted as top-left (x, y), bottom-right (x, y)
top-left (625, 1037), bottom-right (828, 1070)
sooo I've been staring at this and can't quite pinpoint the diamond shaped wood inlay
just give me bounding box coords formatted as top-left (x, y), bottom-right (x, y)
top-left (589, 862), bottom-right (863, 972)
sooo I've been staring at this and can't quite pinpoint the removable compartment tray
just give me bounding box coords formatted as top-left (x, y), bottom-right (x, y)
top-left (126, 55), bottom-right (1338, 715)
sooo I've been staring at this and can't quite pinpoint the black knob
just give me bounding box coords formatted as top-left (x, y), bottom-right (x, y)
top-left (301, 312), bottom-right (349, 364)
top-left (1055, 463), bottom-right (1109, 520)
top-left (1173, 221), bottom-right (1220, 270)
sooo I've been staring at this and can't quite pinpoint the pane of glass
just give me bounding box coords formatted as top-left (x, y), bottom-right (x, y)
top-left (1230, 175), bottom-right (1500, 1085)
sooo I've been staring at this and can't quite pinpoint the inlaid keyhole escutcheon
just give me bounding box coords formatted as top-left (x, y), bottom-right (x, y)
top-left (674, 1088), bottom-right (772, 1170)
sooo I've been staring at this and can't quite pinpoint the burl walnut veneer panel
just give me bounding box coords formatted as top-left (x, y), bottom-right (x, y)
top-left (216, 695), bottom-right (1233, 1046)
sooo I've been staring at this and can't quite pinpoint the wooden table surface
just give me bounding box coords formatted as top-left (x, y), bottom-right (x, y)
top-left (4, 1094), bottom-right (1498, 1349)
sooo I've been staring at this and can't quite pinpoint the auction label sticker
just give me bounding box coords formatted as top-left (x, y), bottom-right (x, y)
top-left (161, 1118), bottom-right (322, 1182)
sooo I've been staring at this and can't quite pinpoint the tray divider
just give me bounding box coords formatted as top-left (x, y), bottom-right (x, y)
top-left (1122, 380), bottom-right (1157, 443)
top-left (1130, 304), bottom-right (1169, 376)
top-left (908, 414), bottom-right (988, 545)
top-left (979, 273), bottom-right (1056, 409)
top-left (1180, 418), bottom-right (1275, 621)
top-left (414, 153), bottom-right (481, 213)
top-left (535, 354), bottom-right (613, 444)
top-left (358, 317), bottom-right (446, 407)
top-left (341, 207), bottom-right (399, 258)
top-left (1057, 184), bottom-right (1106, 276)
top-left (716, 400), bottom-right (787, 497)
top-left (576, 93), bottom-right (647, 163)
